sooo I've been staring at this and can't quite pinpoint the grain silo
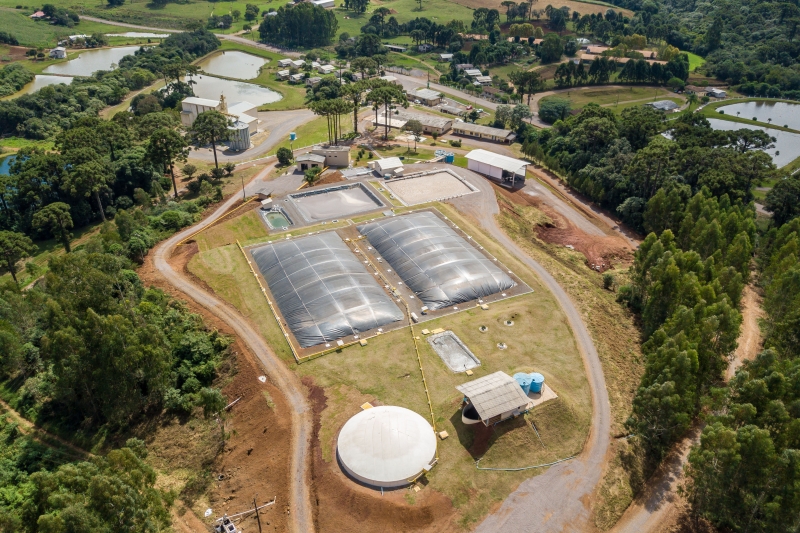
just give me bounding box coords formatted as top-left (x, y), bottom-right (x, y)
top-left (227, 120), bottom-right (250, 151)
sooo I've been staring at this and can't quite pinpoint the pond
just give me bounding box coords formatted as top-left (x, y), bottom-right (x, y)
top-left (706, 118), bottom-right (800, 167)
top-left (43, 46), bottom-right (144, 77)
top-left (717, 101), bottom-right (800, 131)
top-left (0, 155), bottom-right (16, 176)
top-left (106, 32), bottom-right (170, 38)
top-left (196, 51), bottom-right (267, 80)
top-left (184, 74), bottom-right (281, 106)
top-left (18, 75), bottom-right (74, 95)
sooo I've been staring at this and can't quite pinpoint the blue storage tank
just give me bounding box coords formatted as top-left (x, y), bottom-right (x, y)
top-left (513, 372), bottom-right (533, 395)
top-left (529, 373), bottom-right (545, 393)
top-left (445, 154), bottom-right (455, 164)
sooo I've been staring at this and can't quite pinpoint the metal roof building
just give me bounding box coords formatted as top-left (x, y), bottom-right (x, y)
top-left (646, 100), bottom-right (679, 111)
top-left (337, 406), bottom-right (437, 488)
top-left (456, 371), bottom-right (532, 425)
top-left (465, 149), bottom-right (527, 185)
top-left (452, 123), bottom-right (517, 144)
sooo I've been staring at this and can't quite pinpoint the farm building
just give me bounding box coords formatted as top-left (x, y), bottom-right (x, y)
top-left (277, 58), bottom-right (293, 67)
top-left (318, 64), bottom-right (335, 75)
top-left (289, 73), bottom-right (304, 83)
top-left (49, 47), bottom-right (67, 59)
top-left (464, 69), bottom-right (483, 78)
top-left (306, 76), bottom-right (322, 87)
top-left (452, 123), bottom-right (516, 144)
top-left (385, 44), bottom-right (407, 52)
top-left (465, 149), bottom-right (527, 185)
top-left (439, 53), bottom-right (453, 61)
top-left (180, 95), bottom-right (259, 135)
top-left (706, 87), bottom-right (727, 98)
top-left (457, 371), bottom-right (532, 426)
top-left (312, 0), bottom-right (335, 8)
top-left (474, 75), bottom-right (492, 85)
top-left (276, 70), bottom-right (290, 80)
top-left (646, 100), bottom-right (679, 111)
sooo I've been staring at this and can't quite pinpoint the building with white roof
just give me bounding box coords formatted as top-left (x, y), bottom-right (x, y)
top-left (369, 157), bottom-right (405, 177)
top-left (474, 75), bottom-right (492, 85)
top-left (318, 64), bottom-right (335, 75)
top-left (439, 53), bottom-right (453, 61)
top-left (379, 75), bottom-right (398, 84)
top-left (464, 69), bottom-right (483, 77)
top-left (456, 371), bottom-right (532, 425)
top-left (337, 406), bottom-right (437, 488)
top-left (465, 149), bottom-right (527, 185)
top-left (312, 0), bottom-right (335, 8)
top-left (180, 95), bottom-right (259, 136)
top-left (409, 88), bottom-right (442, 106)
top-left (292, 59), bottom-right (305, 68)
top-left (276, 69), bottom-right (290, 80)
top-left (277, 58), bottom-right (293, 67)
top-left (49, 47), bottom-right (67, 59)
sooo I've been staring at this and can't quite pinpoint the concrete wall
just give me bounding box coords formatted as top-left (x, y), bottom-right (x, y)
top-left (467, 159), bottom-right (502, 179)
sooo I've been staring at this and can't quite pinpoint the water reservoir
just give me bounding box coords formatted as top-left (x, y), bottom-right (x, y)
top-left (513, 372), bottom-right (533, 394)
top-left (529, 373), bottom-right (545, 393)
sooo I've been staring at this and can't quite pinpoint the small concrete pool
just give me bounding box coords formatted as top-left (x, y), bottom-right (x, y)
top-left (262, 208), bottom-right (293, 230)
top-left (289, 183), bottom-right (384, 222)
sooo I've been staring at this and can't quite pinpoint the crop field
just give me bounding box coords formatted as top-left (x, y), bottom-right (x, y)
top-left (187, 200), bottom-right (591, 529)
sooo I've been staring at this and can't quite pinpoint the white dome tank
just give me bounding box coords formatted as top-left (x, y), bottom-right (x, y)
top-left (336, 405), bottom-right (437, 488)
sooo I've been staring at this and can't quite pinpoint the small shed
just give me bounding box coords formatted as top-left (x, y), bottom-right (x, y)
top-left (276, 69), bottom-right (291, 80)
top-left (306, 76), bottom-right (322, 87)
top-left (292, 59), bottom-right (305, 68)
top-left (385, 44), bottom-right (407, 52)
top-left (49, 47), bottom-right (67, 59)
top-left (706, 87), bottom-right (727, 98)
top-left (456, 371), bottom-right (532, 426)
top-left (296, 152), bottom-right (326, 171)
top-left (369, 157), bottom-right (404, 177)
top-left (439, 53), bottom-right (453, 62)
top-left (318, 64), bottom-right (335, 75)
top-left (418, 44), bottom-right (432, 52)
top-left (289, 73), bottom-right (305, 83)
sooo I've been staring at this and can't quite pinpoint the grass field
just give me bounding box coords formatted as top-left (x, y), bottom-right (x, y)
top-left (0, 8), bottom-right (142, 47)
top-left (686, 51), bottom-right (705, 72)
top-left (539, 86), bottom-right (681, 111)
top-left (188, 199), bottom-right (592, 528)
top-left (333, 0), bottom-right (476, 39)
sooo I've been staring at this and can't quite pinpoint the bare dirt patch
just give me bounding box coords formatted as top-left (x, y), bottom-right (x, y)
top-left (315, 170), bottom-right (346, 186)
top-left (495, 185), bottom-right (631, 271)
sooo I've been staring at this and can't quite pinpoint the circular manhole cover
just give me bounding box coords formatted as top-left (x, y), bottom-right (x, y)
top-left (497, 342), bottom-right (507, 350)
top-left (479, 325), bottom-right (488, 333)
top-left (504, 320), bottom-right (514, 326)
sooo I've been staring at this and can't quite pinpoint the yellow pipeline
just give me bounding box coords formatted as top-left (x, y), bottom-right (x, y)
top-left (177, 197), bottom-right (256, 246)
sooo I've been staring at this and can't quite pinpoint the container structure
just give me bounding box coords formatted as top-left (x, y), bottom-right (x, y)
top-left (513, 373), bottom-right (533, 394)
top-left (529, 373), bottom-right (545, 393)
top-left (337, 406), bottom-right (437, 488)
top-left (227, 121), bottom-right (250, 151)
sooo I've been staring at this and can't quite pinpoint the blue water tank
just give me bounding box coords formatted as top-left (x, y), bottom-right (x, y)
top-left (445, 154), bottom-right (455, 164)
top-left (513, 372), bottom-right (532, 395)
top-left (529, 373), bottom-right (545, 393)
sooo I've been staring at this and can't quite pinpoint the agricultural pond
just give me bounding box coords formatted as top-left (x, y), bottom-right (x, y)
top-left (183, 74), bottom-right (281, 106)
top-left (706, 118), bottom-right (800, 167)
top-left (196, 51), bottom-right (267, 80)
top-left (718, 101), bottom-right (800, 131)
top-left (0, 155), bottom-right (16, 175)
top-left (18, 75), bottom-right (74, 95)
top-left (106, 32), bottom-right (170, 38)
top-left (43, 46), bottom-right (143, 76)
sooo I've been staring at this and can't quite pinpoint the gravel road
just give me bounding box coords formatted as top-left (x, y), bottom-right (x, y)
top-left (449, 169), bottom-right (611, 533)
top-left (152, 163), bottom-right (314, 533)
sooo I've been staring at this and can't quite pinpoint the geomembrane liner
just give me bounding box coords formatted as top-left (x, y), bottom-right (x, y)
top-left (251, 232), bottom-right (404, 348)
top-left (358, 212), bottom-right (516, 310)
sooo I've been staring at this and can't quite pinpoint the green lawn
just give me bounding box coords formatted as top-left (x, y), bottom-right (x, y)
top-left (266, 115), bottom-right (334, 156)
top-left (539, 86), bottom-right (681, 110)
top-left (685, 51), bottom-right (705, 72)
top-left (333, 0), bottom-right (474, 39)
top-left (0, 8), bottom-right (146, 47)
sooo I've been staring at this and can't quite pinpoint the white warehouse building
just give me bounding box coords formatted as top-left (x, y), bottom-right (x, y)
top-left (181, 94), bottom-right (259, 136)
top-left (465, 149), bottom-right (528, 186)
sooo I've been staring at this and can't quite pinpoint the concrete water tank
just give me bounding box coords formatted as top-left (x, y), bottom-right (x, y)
top-left (227, 121), bottom-right (250, 151)
top-left (513, 372), bottom-right (533, 394)
top-left (529, 373), bottom-right (545, 393)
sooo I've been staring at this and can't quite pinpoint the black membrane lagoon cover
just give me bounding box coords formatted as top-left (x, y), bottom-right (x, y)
top-left (357, 212), bottom-right (516, 310)
top-left (251, 232), bottom-right (404, 348)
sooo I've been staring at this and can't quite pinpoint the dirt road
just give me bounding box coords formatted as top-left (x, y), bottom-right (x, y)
top-left (449, 170), bottom-right (611, 533)
top-left (610, 282), bottom-right (764, 533)
top-left (151, 163), bottom-right (313, 533)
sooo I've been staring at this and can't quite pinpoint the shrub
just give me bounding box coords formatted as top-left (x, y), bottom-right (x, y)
top-left (449, 139), bottom-right (462, 147)
top-left (603, 273), bottom-right (615, 291)
top-left (276, 146), bottom-right (293, 165)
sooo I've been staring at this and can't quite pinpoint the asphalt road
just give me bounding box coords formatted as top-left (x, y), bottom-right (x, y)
top-left (189, 109), bottom-right (315, 164)
top-left (152, 162), bottom-right (314, 533)
top-left (449, 170), bottom-right (611, 533)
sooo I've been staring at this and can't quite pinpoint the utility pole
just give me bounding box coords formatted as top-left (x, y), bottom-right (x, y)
top-left (253, 495), bottom-right (263, 533)
top-left (241, 173), bottom-right (246, 201)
